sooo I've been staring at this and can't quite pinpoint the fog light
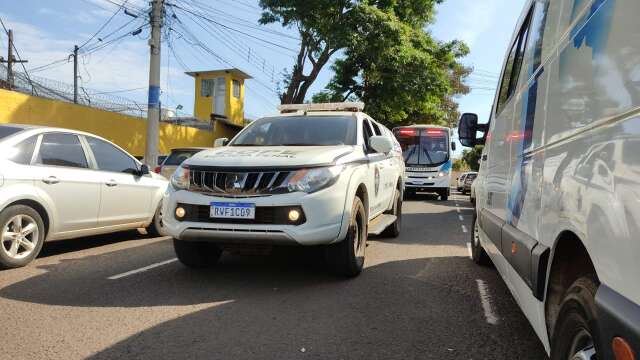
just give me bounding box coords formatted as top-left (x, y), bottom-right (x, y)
top-left (288, 209), bottom-right (301, 222)
top-left (175, 207), bottom-right (186, 219)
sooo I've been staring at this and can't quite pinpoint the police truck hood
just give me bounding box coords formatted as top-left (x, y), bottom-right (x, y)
top-left (185, 146), bottom-right (356, 168)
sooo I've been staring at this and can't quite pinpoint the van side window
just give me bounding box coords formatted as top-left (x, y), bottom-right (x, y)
top-left (495, 9), bottom-right (534, 115)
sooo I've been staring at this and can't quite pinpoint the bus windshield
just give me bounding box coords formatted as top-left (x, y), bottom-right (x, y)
top-left (393, 128), bottom-right (450, 166)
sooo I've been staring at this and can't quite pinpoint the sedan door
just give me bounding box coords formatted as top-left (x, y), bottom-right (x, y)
top-left (84, 136), bottom-right (155, 227)
top-left (34, 133), bottom-right (100, 233)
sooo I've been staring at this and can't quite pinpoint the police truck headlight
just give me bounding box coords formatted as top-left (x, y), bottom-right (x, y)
top-left (171, 165), bottom-right (190, 190)
top-left (286, 165), bottom-right (344, 193)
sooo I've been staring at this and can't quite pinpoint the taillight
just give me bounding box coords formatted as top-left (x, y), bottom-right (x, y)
top-left (613, 337), bottom-right (636, 360)
top-left (154, 166), bottom-right (161, 173)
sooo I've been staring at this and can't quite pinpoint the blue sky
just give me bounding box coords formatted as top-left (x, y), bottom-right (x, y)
top-left (0, 0), bottom-right (526, 137)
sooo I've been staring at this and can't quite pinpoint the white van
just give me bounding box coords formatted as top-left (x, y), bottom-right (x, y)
top-left (458, 0), bottom-right (640, 358)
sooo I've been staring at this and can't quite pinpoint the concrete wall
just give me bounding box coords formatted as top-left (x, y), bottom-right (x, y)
top-left (0, 88), bottom-right (219, 157)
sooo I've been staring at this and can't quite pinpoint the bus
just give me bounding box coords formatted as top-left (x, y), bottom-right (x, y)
top-left (392, 125), bottom-right (454, 201)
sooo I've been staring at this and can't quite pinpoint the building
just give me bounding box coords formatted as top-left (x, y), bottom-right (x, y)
top-left (187, 68), bottom-right (252, 139)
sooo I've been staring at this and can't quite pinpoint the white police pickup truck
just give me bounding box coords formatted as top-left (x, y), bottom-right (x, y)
top-left (163, 103), bottom-right (404, 277)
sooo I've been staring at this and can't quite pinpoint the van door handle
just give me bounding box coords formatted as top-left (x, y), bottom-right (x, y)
top-left (42, 176), bottom-right (59, 185)
top-left (105, 180), bottom-right (118, 187)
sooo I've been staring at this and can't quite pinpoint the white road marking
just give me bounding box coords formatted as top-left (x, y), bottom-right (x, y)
top-left (476, 279), bottom-right (499, 325)
top-left (108, 258), bottom-right (178, 280)
top-left (456, 207), bottom-right (461, 213)
top-left (461, 224), bottom-right (468, 233)
top-left (458, 215), bottom-right (464, 221)
top-left (466, 242), bottom-right (472, 259)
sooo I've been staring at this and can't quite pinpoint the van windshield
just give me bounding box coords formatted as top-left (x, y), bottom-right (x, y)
top-left (393, 128), bottom-right (450, 166)
top-left (231, 116), bottom-right (357, 146)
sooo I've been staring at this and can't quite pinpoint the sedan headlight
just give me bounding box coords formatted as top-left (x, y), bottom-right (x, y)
top-left (286, 165), bottom-right (344, 193)
top-left (171, 165), bottom-right (190, 190)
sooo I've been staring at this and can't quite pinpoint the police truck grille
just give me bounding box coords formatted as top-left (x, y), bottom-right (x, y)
top-left (188, 168), bottom-right (291, 196)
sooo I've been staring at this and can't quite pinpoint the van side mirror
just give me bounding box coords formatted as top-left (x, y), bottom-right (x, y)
top-left (369, 136), bottom-right (393, 154)
top-left (214, 138), bottom-right (229, 147)
top-left (458, 113), bottom-right (487, 147)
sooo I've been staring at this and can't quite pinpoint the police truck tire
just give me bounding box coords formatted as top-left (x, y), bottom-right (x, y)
top-left (471, 214), bottom-right (491, 266)
top-left (173, 239), bottom-right (223, 268)
top-left (550, 276), bottom-right (601, 360)
top-left (382, 190), bottom-right (401, 238)
top-left (326, 197), bottom-right (366, 277)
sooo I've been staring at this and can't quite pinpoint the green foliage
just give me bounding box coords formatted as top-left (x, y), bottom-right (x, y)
top-left (452, 158), bottom-right (469, 172)
top-left (260, 0), bottom-right (470, 122)
top-left (461, 145), bottom-right (484, 171)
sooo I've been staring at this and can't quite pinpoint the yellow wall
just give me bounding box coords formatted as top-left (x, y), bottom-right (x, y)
top-left (193, 72), bottom-right (245, 126)
top-left (0, 88), bottom-right (218, 157)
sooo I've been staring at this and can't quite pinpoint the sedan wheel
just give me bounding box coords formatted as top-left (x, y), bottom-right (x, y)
top-left (2, 214), bottom-right (39, 260)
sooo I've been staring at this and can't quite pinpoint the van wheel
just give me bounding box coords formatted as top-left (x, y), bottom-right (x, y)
top-left (146, 203), bottom-right (166, 237)
top-left (173, 239), bottom-right (223, 268)
top-left (326, 196), bottom-right (366, 277)
top-left (471, 214), bottom-right (491, 266)
top-left (550, 276), bottom-right (601, 360)
top-left (382, 190), bottom-right (401, 238)
top-left (0, 205), bottom-right (46, 269)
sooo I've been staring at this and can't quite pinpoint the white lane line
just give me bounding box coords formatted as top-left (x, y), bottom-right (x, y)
top-left (461, 224), bottom-right (468, 233)
top-left (456, 207), bottom-right (461, 214)
top-left (458, 215), bottom-right (464, 221)
top-left (108, 258), bottom-right (178, 280)
top-left (456, 203), bottom-right (459, 207)
top-left (476, 279), bottom-right (499, 325)
top-left (466, 242), bottom-right (472, 259)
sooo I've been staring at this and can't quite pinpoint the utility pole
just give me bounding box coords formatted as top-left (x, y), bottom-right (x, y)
top-left (73, 45), bottom-right (79, 104)
top-left (0, 30), bottom-right (28, 90)
top-left (145, 0), bottom-right (163, 168)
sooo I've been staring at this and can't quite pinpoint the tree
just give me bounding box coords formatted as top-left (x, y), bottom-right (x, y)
top-left (461, 145), bottom-right (484, 171)
top-left (259, 0), bottom-right (469, 115)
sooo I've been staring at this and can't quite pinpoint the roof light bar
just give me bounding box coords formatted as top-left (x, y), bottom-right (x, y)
top-left (277, 102), bottom-right (365, 113)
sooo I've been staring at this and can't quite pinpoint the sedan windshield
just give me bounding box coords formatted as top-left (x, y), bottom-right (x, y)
top-left (231, 116), bottom-right (357, 146)
top-left (0, 126), bottom-right (26, 141)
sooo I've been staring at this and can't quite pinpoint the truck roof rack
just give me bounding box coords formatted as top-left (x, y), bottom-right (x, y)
top-left (277, 102), bottom-right (365, 114)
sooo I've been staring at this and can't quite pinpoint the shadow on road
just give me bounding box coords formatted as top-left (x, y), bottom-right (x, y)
top-left (38, 230), bottom-right (156, 258)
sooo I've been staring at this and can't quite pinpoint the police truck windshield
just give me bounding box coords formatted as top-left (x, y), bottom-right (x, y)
top-left (393, 128), bottom-right (450, 166)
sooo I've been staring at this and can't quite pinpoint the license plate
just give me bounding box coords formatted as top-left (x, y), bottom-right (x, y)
top-left (210, 202), bottom-right (255, 219)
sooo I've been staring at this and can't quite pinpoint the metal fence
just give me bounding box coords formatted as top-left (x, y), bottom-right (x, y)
top-left (0, 64), bottom-right (148, 118)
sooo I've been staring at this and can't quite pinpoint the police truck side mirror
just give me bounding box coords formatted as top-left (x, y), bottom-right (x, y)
top-left (369, 136), bottom-right (393, 154)
top-left (458, 113), bottom-right (486, 147)
top-left (214, 138), bottom-right (229, 147)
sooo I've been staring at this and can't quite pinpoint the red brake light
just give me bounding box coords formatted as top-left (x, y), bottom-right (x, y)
top-left (426, 129), bottom-right (446, 136)
top-left (398, 128), bottom-right (417, 137)
top-left (154, 166), bottom-right (161, 173)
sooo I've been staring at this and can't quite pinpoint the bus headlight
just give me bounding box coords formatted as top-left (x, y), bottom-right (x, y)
top-left (438, 171), bottom-right (449, 177)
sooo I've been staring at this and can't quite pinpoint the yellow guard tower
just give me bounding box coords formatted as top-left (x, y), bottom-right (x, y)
top-left (186, 68), bottom-right (251, 138)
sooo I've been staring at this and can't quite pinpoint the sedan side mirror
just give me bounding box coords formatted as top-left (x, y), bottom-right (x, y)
top-left (369, 135), bottom-right (393, 154)
top-left (458, 113), bottom-right (487, 147)
top-left (214, 138), bottom-right (229, 147)
top-left (140, 164), bottom-right (150, 175)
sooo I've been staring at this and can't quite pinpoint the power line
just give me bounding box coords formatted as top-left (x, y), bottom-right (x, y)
top-left (78, 0), bottom-right (126, 50)
top-left (0, 17), bottom-right (37, 95)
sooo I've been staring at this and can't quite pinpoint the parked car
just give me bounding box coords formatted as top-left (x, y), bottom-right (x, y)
top-left (461, 173), bottom-right (477, 195)
top-left (155, 147), bottom-right (208, 179)
top-left (163, 102), bottom-right (405, 277)
top-left (456, 172), bottom-right (476, 191)
top-left (469, 179), bottom-right (477, 205)
top-left (0, 124), bottom-right (168, 269)
top-left (458, 0), bottom-right (640, 358)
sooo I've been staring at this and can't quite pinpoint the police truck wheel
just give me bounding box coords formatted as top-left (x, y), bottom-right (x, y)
top-left (326, 197), bottom-right (366, 277)
top-left (550, 276), bottom-right (601, 360)
top-left (382, 190), bottom-right (402, 238)
top-left (173, 239), bottom-right (223, 268)
top-left (0, 205), bottom-right (46, 269)
top-left (471, 214), bottom-right (491, 266)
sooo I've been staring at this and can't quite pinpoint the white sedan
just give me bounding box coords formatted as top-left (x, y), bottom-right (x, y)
top-left (0, 124), bottom-right (168, 269)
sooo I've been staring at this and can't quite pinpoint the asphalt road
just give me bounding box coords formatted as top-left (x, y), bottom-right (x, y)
top-left (0, 191), bottom-right (548, 360)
